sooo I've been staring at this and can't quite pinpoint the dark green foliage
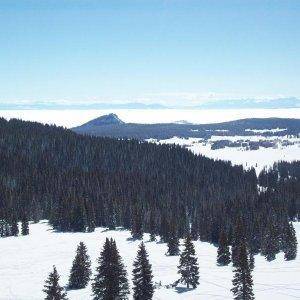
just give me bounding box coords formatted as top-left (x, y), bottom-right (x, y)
top-left (149, 210), bottom-right (157, 242)
top-left (232, 218), bottom-right (245, 267)
top-left (132, 242), bottom-right (154, 300)
top-left (43, 266), bottom-right (68, 300)
top-left (92, 238), bottom-right (129, 300)
top-left (261, 220), bottom-right (280, 262)
top-left (0, 117), bottom-right (297, 264)
top-left (178, 235), bottom-right (199, 289)
top-left (283, 222), bottom-right (298, 261)
top-left (21, 216), bottom-right (29, 236)
top-left (167, 221), bottom-right (180, 256)
top-left (11, 216), bottom-right (19, 236)
top-left (249, 252), bottom-right (255, 271)
top-left (167, 236), bottom-right (180, 256)
top-left (131, 205), bottom-right (143, 240)
top-left (68, 242), bottom-right (91, 289)
top-left (217, 229), bottom-right (231, 266)
top-left (231, 241), bottom-right (254, 300)
top-left (106, 200), bottom-right (117, 230)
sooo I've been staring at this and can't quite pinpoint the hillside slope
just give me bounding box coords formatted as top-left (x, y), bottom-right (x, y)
top-left (72, 114), bottom-right (300, 139)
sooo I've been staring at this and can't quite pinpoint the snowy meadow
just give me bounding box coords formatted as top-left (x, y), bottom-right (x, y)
top-left (0, 221), bottom-right (299, 300)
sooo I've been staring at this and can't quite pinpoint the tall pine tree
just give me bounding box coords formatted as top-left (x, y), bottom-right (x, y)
top-left (43, 266), bottom-right (68, 300)
top-left (132, 242), bottom-right (154, 300)
top-left (231, 240), bottom-right (254, 300)
top-left (131, 205), bottom-right (143, 240)
top-left (11, 217), bottom-right (19, 236)
top-left (283, 222), bottom-right (298, 261)
top-left (177, 235), bottom-right (199, 289)
top-left (92, 238), bottom-right (129, 300)
top-left (68, 242), bottom-right (92, 289)
top-left (217, 229), bottom-right (231, 266)
top-left (167, 222), bottom-right (180, 256)
top-left (21, 216), bottom-right (29, 236)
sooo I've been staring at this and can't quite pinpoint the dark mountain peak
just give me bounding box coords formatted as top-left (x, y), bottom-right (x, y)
top-left (85, 113), bottom-right (125, 126)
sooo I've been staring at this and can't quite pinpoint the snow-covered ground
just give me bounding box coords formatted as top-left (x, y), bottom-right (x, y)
top-left (0, 221), bottom-right (299, 300)
top-left (153, 136), bottom-right (300, 174)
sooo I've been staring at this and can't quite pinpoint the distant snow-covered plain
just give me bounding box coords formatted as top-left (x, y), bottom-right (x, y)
top-left (1, 108), bottom-right (300, 128)
top-left (154, 136), bottom-right (300, 174)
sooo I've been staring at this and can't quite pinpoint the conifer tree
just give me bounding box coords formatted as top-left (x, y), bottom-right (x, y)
top-left (177, 235), bottom-right (199, 289)
top-left (92, 238), bottom-right (129, 300)
top-left (11, 217), bottom-right (19, 236)
top-left (217, 229), bottom-right (231, 266)
top-left (21, 216), bottom-right (29, 235)
top-left (283, 222), bottom-right (297, 261)
top-left (132, 242), bottom-right (154, 300)
top-left (71, 198), bottom-right (87, 232)
top-left (131, 206), bottom-right (143, 240)
top-left (85, 198), bottom-right (96, 232)
top-left (231, 241), bottom-right (254, 300)
top-left (149, 210), bottom-right (156, 242)
top-left (232, 218), bottom-right (245, 267)
top-left (43, 266), bottom-right (68, 300)
top-left (249, 252), bottom-right (255, 271)
top-left (68, 242), bottom-right (92, 289)
top-left (167, 222), bottom-right (180, 256)
top-left (261, 223), bottom-right (278, 262)
top-left (107, 201), bottom-right (117, 230)
top-left (167, 236), bottom-right (180, 256)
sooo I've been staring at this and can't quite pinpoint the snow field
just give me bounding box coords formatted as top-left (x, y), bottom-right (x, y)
top-left (155, 136), bottom-right (300, 174)
top-left (0, 221), bottom-right (299, 300)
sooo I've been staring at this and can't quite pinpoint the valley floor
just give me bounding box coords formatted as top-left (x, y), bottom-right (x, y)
top-left (0, 221), bottom-right (299, 300)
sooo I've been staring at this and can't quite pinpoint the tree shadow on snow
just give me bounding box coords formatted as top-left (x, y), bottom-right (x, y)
top-left (175, 286), bottom-right (194, 294)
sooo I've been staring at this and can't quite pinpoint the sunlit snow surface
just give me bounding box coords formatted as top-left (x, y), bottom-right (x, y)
top-left (151, 136), bottom-right (300, 174)
top-left (0, 221), bottom-right (299, 300)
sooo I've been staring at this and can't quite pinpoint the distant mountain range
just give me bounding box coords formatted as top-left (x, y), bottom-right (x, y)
top-left (2, 97), bottom-right (300, 110)
top-left (72, 113), bottom-right (300, 140)
top-left (196, 97), bottom-right (300, 109)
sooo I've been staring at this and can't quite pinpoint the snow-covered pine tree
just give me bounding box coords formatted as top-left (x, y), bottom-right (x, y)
top-left (177, 235), bottom-right (199, 289)
top-left (43, 266), bottom-right (68, 300)
top-left (283, 222), bottom-right (297, 261)
top-left (132, 242), bottom-right (154, 300)
top-left (231, 240), bottom-right (254, 300)
top-left (92, 238), bottom-right (129, 300)
top-left (68, 242), bottom-right (92, 289)
top-left (217, 229), bottom-right (231, 266)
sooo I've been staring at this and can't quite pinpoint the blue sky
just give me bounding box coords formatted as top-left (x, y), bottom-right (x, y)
top-left (0, 0), bottom-right (300, 105)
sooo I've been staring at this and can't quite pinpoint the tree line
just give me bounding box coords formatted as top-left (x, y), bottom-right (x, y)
top-left (0, 118), bottom-right (297, 260)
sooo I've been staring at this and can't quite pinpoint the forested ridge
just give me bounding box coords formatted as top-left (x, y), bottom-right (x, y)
top-left (259, 161), bottom-right (300, 220)
top-left (0, 117), bottom-right (297, 261)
